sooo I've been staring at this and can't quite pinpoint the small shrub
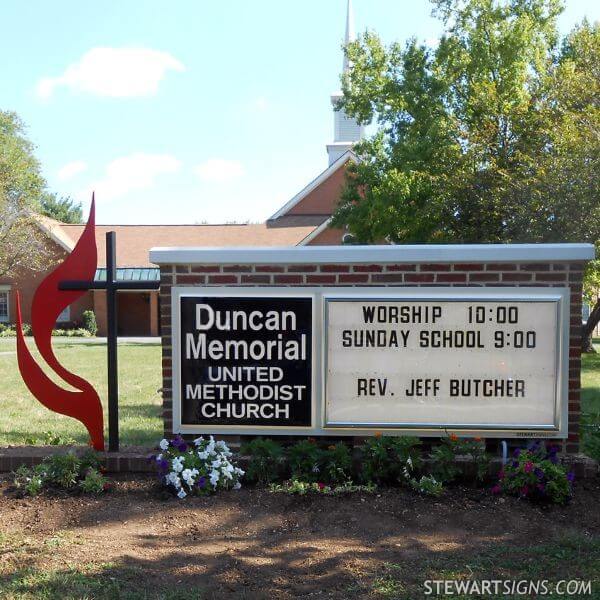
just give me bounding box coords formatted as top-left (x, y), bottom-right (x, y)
top-left (286, 439), bottom-right (323, 483)
top-left (321, 442), bottom-right (353, 485)
top-left (241, 438), bottom-right (283, 485)
top-left (152, 435), bottom-right (244, 498)
top-left (409, 475), bottom-right (444, 497)
top-left (12, 451), bottom-right (108, 496)
top-left (359, 435), bottom-right (422, 485)
top-left (51, 328), bottom-right (91, 337)
top-left (429, 435), bottom-right (489, 484)
top-left (0, 323), bottom-right (31, 337)
top-left (82, 310), bottom-right (98, 336)
top-left (79, 469), bottom-right (109, 494)
top-left (44, 453), bottom-right (81, 488)
top-left (269, 479), bottom-right (376, 496)
top-left (493, 442), bottom-right (574, 505)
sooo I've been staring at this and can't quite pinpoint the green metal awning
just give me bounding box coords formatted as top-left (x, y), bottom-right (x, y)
top-left (94, 268), bottom-right (160, 283)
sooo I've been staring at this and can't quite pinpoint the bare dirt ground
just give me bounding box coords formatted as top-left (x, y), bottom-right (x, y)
top-left (1, 475), bottom-right (599, 599)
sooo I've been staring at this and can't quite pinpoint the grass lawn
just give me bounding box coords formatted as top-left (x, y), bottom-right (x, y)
top-left (0, 338), bottom-right (162, 448)
top-left (1, 336), bottom-right (599, 453)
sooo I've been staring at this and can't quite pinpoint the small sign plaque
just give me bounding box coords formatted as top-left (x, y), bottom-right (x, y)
top-left (178, 295), bottom-right (312, 427)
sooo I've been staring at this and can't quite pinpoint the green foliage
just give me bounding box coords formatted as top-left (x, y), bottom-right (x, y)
top-left (24, 431), bottom-right (77, 446)
top-left (0, 111), bottom-right (54, 278)
top-left (44, 453), bottom-right (81, 489)
top-left (286, 439), bottom-right (323, 483)
top-left (240, 438), bottom-right (284, 484)
top-left (79, 469), bottom-right (109, 494)
top-left (429, 435), bottom-right (489, 484)
top-left (269, 479), bottom-right (376, 496)
top-left (51, 327), bottom-right (92, 337)
top-left (359, 435), bottom-right (422, 485)
top-left (39, 193), bottom-right (83, 224)
top-left (82, 310), bottom-right (98, 336)
top-left (495, 443), bottom-right (573, 504)
top-left (409, 475), bottom-right (444, 497)
top-left (333, 2), bottom-right (600, 250)
top-left (321, 442), bottom-right (353, 485)
top-left (12, 451), bottom-right (108, 496)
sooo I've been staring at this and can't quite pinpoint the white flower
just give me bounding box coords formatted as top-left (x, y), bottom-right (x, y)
top-left (233, 482), bottom-right (241, 490)
top-left (177, 489), bottom-right (187, 499)
top-left (312, 465), bottom-right (320, 473)
top-left (209, 470), bottom-right (220, 487)
top-left (167, 472), bottom-right (181, 488)
top-left (193, 436), bottom-right (204, 446)
top-left (171, 457), bottom-right (184, 473)
top-left (155, 453), bottom-right (163, 462)
top-left (211, 459), bottom-right (222, 469)
top-left (198, 451), bottom-right (209, 460)
top-left (159, 439), bottom-right (169, 451)
top-left (234, 467), bottom-right (245, 476)
top-left (407, 456), bottom-right (413, 468)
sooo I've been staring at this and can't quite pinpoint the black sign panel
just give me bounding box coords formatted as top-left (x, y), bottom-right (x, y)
top-left (179, 296), bottom-right (312, 427)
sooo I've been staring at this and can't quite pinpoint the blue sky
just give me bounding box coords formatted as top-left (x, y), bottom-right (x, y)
top-left (2, 0), bottom-right (599, 224)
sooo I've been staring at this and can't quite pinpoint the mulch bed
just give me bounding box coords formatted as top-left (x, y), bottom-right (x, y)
top-left (1, 475), bottom-right (599, 598)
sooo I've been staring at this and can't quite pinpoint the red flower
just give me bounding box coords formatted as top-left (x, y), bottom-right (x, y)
top-left (317, 482), bottom-right (325, 490)
top-left (524, 461), bottom-right (534, 473)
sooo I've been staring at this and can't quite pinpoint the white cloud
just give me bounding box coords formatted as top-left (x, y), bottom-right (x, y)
top-left (37, 47), bottom-right (184, 99)
top-left (252, 96), bottom-right (269, 111)
top-left (57, 160), bottom-right (87, 181)
top-left (194, 159), bottom-right (245, 183)
top-left (82, 153), bottom-right (181, 201)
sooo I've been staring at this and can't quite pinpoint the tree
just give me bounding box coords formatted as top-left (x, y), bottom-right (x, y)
top-left (0, 111), bottom-right (52, 278)
top-left (40, 193), bottom-right (83, 224)
top-left (332, 1), bottom-right (600, 348)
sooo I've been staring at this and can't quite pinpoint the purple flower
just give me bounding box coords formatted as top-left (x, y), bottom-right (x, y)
top-left (567, 471), bottom-right (575, 483)
top-left (491, 484), bottom-right (501, 495)
top-left (549, 453), bottom-right (559, 465)
top-left (536, 483), bottom-right (546, 493)
top-left (524, 461), bottom-right (534, 474)
top-left (534, 467), bottom-right (544, 480)
top-left (197, 476), bottom-right (206, 489)
top-left (172, 435), bottom-right (188, 452)
top-left (513, 448), bottom-right (521, 458)
top-left (511, 460), bottom-right (519, 469)
top-left (157, 458), bottom-right (169, 472)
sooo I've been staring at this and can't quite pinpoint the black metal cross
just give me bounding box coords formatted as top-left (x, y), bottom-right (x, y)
top-left (59, 232), bottom-right (160, 452)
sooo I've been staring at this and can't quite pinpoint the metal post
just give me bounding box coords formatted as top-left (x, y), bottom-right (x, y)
top-left (106, 232), bottom-right (119, 452)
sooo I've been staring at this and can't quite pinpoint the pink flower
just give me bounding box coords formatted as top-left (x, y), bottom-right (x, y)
top-left (520, 485), bottom-right (530, 496)
top-left (524, 461), bottom-right (534, 473)
top-left (498, 469), bottom-right (505, 480)
top-left (491, 484), bottom-right (501, 495)
top-left (317, 482), bottom-right (325, 490)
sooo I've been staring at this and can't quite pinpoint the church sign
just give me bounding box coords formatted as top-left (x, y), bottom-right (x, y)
top-left (168, 278), bottom-right (572, 438)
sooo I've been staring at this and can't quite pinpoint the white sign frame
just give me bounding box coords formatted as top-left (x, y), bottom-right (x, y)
top-left (170, 286), bottom-right (569, 438)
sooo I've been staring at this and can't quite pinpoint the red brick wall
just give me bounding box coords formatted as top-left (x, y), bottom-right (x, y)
top-left (159, 261), bottom-right (585, 453)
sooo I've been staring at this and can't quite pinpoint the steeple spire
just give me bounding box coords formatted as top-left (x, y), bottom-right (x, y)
top-left (343, 0), bottom-right (355, 72)
top-left (326, 0), bottom-right (364, 166)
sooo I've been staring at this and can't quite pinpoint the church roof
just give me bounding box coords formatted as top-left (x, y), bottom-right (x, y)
top-left (52, 222), bottom-right (317, 268)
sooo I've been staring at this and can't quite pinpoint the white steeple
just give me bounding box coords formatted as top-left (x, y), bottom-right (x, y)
top-left (327, 0), bottom-right (364, 166)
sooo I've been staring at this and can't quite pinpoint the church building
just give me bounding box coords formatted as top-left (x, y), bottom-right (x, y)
top-left (0, 0), bottom-right (363, 336)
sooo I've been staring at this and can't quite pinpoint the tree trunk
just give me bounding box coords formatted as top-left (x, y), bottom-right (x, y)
top-left (582, 297), bottom-right (600, 353)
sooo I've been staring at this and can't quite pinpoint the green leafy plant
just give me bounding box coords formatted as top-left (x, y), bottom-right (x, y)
top-left (286, 439), bottom-right (323, 483)
top-left (493, 442), bottom-right (574, 505)
top-left (409, 475), bottom-right (444, 497)
top-left (12, 451), bottom-right (108, 496)
top-left (321, 442), bottom-right (353, 485)
top-left (79, 469), bottom-right (109, 494)
top-left (429, 435), bottom-right (489, 484)
top-left (269, 479), bottom-right (376, 496)
top-left (359, 435), bottom-right (422, 485)
top-left (82, 310), bottom-right (98, 336)
top-left (24, 431), bottom-right (77, 446)
top-left (44, 453), bottom-right (81, 488)
top-left (240, 438), bottom-right (284, 485)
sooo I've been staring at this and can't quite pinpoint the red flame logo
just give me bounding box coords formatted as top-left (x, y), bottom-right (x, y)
top-left (16, 198), bottom-right (104, 450)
